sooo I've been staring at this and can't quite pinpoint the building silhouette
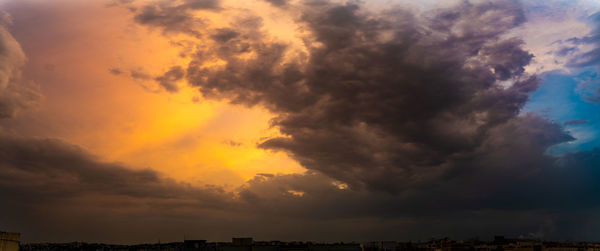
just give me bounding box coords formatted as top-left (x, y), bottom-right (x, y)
top-left (0, 231), bottom-right (20, 251)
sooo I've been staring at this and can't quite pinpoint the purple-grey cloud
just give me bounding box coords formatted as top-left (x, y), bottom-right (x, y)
top-left (176, 0), bottom-right (536, 192)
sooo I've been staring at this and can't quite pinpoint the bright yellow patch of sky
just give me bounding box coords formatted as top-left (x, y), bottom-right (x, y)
top-left (8, 0), bottom-right (306, 188)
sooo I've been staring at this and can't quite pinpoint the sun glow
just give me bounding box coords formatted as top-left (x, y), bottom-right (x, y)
top-left (8, 0), bottom-right (306, 189)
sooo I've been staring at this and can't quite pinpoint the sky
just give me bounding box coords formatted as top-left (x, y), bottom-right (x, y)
top-left (0, 0), bottom-right (600, 244)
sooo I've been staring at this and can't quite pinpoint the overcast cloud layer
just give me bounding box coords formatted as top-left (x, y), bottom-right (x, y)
top-left (1, 0), bottom-right (600, 243)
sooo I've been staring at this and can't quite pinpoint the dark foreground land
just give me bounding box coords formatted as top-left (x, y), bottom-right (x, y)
top-left (18, 236), bottom-right (600, 251)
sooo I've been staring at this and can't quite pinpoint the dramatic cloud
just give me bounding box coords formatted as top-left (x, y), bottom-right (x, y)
top-left (163, 0), bottom-right (541, 192)
top-left (126, 0), bottom-right (600, 238)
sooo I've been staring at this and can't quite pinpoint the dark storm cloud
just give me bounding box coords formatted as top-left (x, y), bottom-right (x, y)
top-left (237, 115), bottom-right (580, 218)
top-left (235, 132), bottom-right (600, 240)
top-left (236, 115), bottom-right (598, 241)
top-left (181, 0), bottom-right (537, 192)
top-left (135, 0), bottom-right (600, 237)
top-left (0, 11), bottom-right (40, 119)
top-left (0, 133), bottom-right (231, 205)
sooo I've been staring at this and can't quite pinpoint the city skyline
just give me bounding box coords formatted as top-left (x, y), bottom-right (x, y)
top-left (14, 235), bottom-right (600, 250)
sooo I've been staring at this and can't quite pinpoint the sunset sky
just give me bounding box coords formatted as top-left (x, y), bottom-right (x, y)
top-left (1, 0), bottom-right (600, 244)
